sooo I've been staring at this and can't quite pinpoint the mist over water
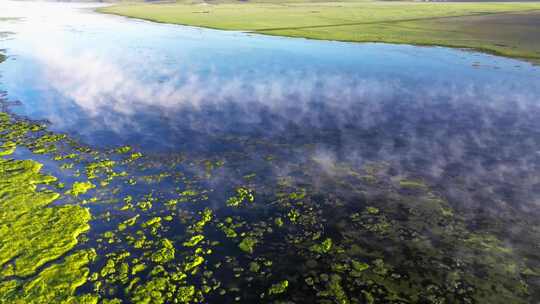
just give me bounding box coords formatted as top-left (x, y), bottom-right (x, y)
top-left (3, 3), bottom-right (540, 209)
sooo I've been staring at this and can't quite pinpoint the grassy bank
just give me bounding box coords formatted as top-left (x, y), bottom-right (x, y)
top-left (99, 1), bottom-right (540, 63)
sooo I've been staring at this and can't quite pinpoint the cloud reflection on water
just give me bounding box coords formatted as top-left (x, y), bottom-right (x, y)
top-left (19, 46), bottom-right (540, 216)
top-left (2, 0), bottom-right (540, 219)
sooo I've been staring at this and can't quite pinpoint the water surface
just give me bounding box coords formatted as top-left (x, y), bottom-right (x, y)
top-left (1, 1), bottom-right (540, 303)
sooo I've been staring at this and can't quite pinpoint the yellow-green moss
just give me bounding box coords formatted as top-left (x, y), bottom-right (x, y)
top-left (238, 237), bottom-right (257, 254)
top-left (310, 238), bottom-right (332, 255)
top-left (398, 179), bottom-right (428, 190)
top-left (151, 239), bottom-right (175, 264)
top-left (268, 280), bottom-right (289, 295)
top-left (0, 157), bottom-right (91, 278)
top-left (226, 187), bottom-right (255, 207)
top-left (183, 235), bottom-right (205, 247)
top-left (0, 112), bottom-right (94, 301)
top-left (184, 256), bottom-right (204, 272)
top-left (0, 250), bottom-right (98, 303)
top-left (66, 181), bottom-right (95, 197)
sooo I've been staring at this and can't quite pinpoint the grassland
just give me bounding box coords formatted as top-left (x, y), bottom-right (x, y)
top-left (99, 0), bottom-right (540, 63)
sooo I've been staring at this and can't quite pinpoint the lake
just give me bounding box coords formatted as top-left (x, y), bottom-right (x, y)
top-left (1, 1), bottom-right (539, 303)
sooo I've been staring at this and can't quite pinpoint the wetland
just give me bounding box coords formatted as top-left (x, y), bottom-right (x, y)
top-left (1, 1), bottom-right (540, 303)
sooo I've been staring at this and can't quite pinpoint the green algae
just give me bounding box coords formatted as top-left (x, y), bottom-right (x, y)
top-left (131, 263), bottom-right (147, 275)
top-left (0, 250), bottom-right (98, 304)
top-left (365, 206), bottom-right (379, 215)
top-left (151, 239), bottom-right (175, 264)
top-left (243, 173), bottom-right (256, 180)
top-left (100, 259), bottom-right (116, 278)
top-left (0, 157), bottom-right (92, 278)
top-left (100, 251), bottom-right (131, 279)
top-left (183, 235), bottom-right (205, 247)
top-left (86, 160), bottom-right (116, 180)
top-left (310, 238), bottom-right (332, 255)
top-left (0, 112), bottom-right (99, 302)
top-left (219, 225), bottom-right (238, 238)
top-left (66, 181), bottom-right (95, 197)
top-left (115, 146), bottom-right (131, 154)
top-left (398, 179), bottom-right (428, 190)
top-left (176, 285), bottom-right (196, 303)
top-left (351, 260), bottom-right (369, 273)
top-left (184, 256), bottom-right (205, 272)
top-left (248, 262), bottom-right (260, 273)
top-left (226, 187), bottom-right (255, 207)
top-left (268, 280), bottom-right (288, 295)
top-left (143, 216), bottom-right (162, 228)
top-left (371, 258), bottom-right (389, 276)
top-left (29, 133), bottom-right (66, 154)
top-left (0, 141), bottom-right (16, 156)
top-left (138, 195), bottom-right (155, 211)
top-left (202, 159), bottom-right (225, 178)
top-left (193, 208), bottom-right (213, 232)
top-left (287, 209), bottom-right (300, 223)
top-left (350, 206), bottom-right (393, 235)
top-left (129, 152), bottom-right (143, 161)
top-left (131, 276), bottom-right (171, 304)
top-left (288, 188), bottom-right (306, 201)
top-left (141, 172), bottom-right (171, 184)
top-left (53, 153), bottom-right (77, 161)
top-left (60, 162), bottom-right (74, 170)
top-left (180, 189), bottom-right (198, 197)
top-left (118, 215), bottom-right (139, 231)
top-left (238, 237), bottom-right (257, 254)
top-left (1, 100), bottom-right (537, 304)
top-left (217, 217), bottom-right (243, 239)
top-left (317, 274), bottom-right (349, 304)
top-left (103, 231), bottom-right (116, 243)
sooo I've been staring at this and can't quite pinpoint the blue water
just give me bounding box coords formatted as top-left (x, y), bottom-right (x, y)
top-left (1, 1), bottom-right (539, 153)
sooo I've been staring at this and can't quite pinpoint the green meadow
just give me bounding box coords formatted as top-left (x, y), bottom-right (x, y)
top-left (99, 1), bottom-right (540, 62)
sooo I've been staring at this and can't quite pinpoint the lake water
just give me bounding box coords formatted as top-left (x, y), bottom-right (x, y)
top-left (1, 1), bottom-right (540, 303)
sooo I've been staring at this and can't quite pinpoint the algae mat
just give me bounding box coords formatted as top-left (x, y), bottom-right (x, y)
top-left (0, 103), bottom-right (538, 303)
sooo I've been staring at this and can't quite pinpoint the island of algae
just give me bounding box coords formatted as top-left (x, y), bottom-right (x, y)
top-left (0, 113), bottom-right (96, 303)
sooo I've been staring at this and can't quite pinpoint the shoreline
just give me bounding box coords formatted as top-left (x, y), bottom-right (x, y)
top-left (96, 3), bottom-right (540, 65)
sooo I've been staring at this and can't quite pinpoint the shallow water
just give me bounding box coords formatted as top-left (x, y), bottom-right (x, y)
top-left (1, 1), bottom-right (540, 303)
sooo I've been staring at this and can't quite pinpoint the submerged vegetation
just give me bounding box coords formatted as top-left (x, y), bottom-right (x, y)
top-left (0, 105), bottom-right (538, 303)
top-left (0, 112), bottom-right (94, 302)
top-left (66, 181), bottom-right (96, 197)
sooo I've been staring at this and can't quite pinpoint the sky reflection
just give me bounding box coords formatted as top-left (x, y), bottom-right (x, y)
top-left (1, 1), bottom-right (540, 216)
